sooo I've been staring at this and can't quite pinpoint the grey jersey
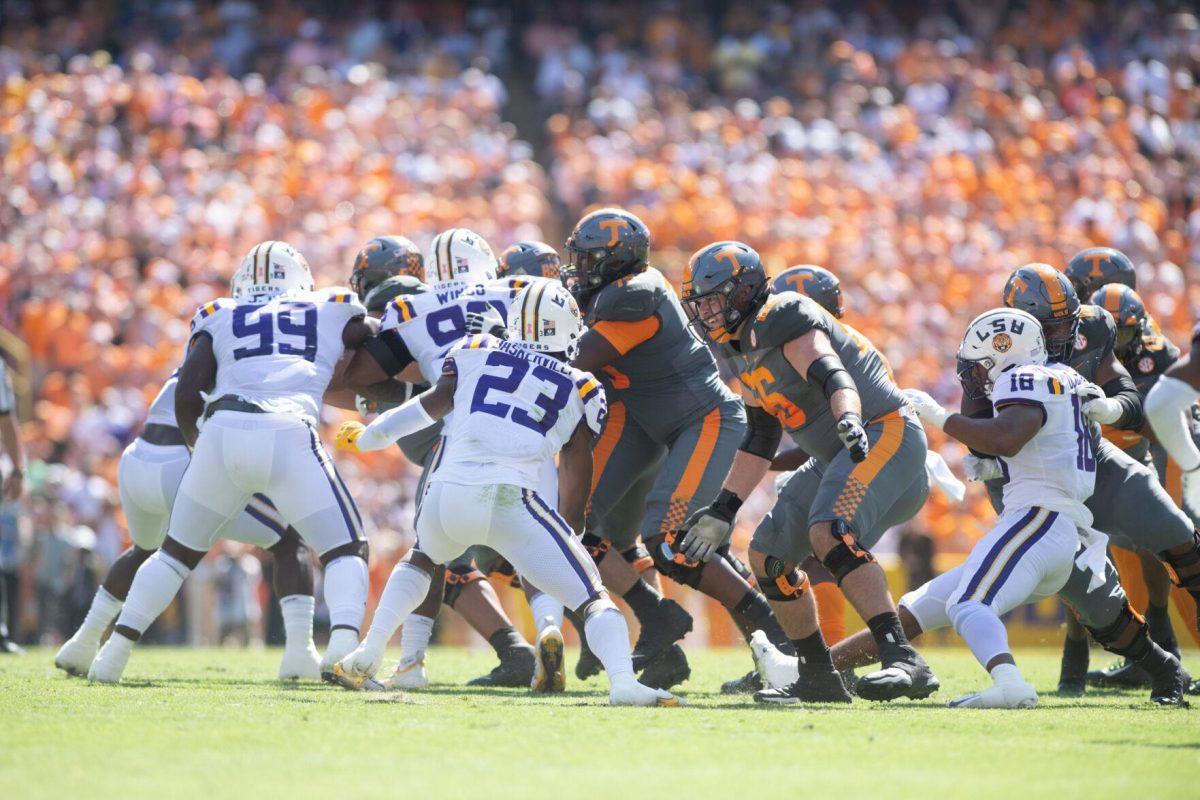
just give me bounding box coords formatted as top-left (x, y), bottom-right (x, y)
top-left (717, 291), bottom-right (905, 464)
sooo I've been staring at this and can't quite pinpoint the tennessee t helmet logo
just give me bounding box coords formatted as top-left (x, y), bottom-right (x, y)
top-left (1005, 275), bottom-right (1028, 306)
top-left (599, 218), bottom-right (629, 246)
top-left (1086, 253), bottom-right (1105, 278)
top-left (714, 246), bottom-right (742, 271)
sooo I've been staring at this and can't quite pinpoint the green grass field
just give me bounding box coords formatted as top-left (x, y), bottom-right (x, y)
top-left (1, 646), bottom-right (1196, 800)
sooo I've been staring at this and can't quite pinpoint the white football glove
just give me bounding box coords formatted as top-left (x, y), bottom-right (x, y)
top-left (464, 305), bottom-right (507, 338)
top-left (678, 506), bottom-right (735, 563)
top-left (1076, 382), bottom-right (1122, 425)
top-left (962, 453), bottom-right (1003, 482)
top-left (903, 389), bottom-right (951, 430)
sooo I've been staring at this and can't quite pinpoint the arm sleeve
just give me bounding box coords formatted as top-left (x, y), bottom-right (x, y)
top-left (1099, 372), bottom-right (1144, 430)
top-left (1145, 376), bottom-right (1200, 471)
top-left (357, 396), bottom-right (437, 451)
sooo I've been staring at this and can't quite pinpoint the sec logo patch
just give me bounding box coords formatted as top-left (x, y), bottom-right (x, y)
top-left (1139, 356), bottom-right (1155, 374)
top-left (992, 333), bottom-right (1013, 353)
top-left (1075, 332), bottom-right (1087, 351)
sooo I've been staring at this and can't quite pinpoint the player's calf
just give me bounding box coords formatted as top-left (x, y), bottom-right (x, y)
top-left (1084, 599), bottom-right (1190, 706)
top-left (318, 541), bottom-right (371, 678)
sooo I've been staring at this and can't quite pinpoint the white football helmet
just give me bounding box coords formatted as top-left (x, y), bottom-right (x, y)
top-left (234, 241), bottom-right (314, 300)
top-left (957, 307), bottom-right (1046, 399)
top-left (507, 279), bottom-right (585, 360)
top-left (425, 228), bottom-right (497, 285)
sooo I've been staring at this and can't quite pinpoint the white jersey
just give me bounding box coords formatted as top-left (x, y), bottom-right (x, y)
top-left (990, 361), bottom-right (1096, 526)
top-left (190, 287), bottom-right (366, 423)
top-left (144, 370), bottom-right (179, 428)
top-left (432, 334), bottom-right (607, 491)
top-left (379, 277), bottom-right (535, 383)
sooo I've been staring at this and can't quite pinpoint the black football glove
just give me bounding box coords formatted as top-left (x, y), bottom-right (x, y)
top-left (836, 411), bottom-right (869, 463)
top-left (464, 306), bottom-right (507, 338)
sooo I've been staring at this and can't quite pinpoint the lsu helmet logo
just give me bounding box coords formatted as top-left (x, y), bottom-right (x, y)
top-left (992, 333), bottom-right (1013, 353)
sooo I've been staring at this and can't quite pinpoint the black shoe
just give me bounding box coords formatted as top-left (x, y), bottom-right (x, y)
top-left (721, 670), bottom-right (763, 695)
top-left (840, 668), bottom-right (858, 697)
top-left (467, 645), bottom-right (535, 687)
top-left (1057, 635), bottom-right (1089, 696)
top-left (638, 644), bottom-right (690, 690)
top-left (754, 666), bottom-right (852, 704)
top-left (1188, 679), bottom-right (1200, 696)
top-left (1146, 654), bottom-right (1191, 708)
top-left (575, 640), bottom-right (603, 681)
top-left (1087, 658), bottom-right (1151, 688)
top-left (630, 598), bottom-right (693, 671)
top-left (856, 647), bottom-right (940, 702)
top-left (0, 639), bottom-right (24, 655)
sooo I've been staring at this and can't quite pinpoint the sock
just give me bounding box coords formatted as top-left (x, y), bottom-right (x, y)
top-left (989, 661), bottom-right (1023, 686)
top-left (324, 556), bottom-right (368, 633)
top-left (1060, 633), bottom-right (1089, 678)
top-left (487, 625), bottom-right (526, 657)
top-left (114, 551), bottom-right (190, 635)
top-left (813, 581), bottom-right (847, 644)
top-left (584, 605), bottom-right (634, 681)
top-left (867, 611), bottom-right (910, 653)
top-left (400, 614), bottom-right (435, 663)
top-left (564, 607), bottom-right (590, 650)
top-left (279, 594), bottom-right (315, 650)
top-left (76, 588), bottom-right (123, 643)
top-left (949, 602), bottom-right (1011, 670)
top-left (731, 590), bottom-right (796, 656)
top-left (622, 580), bottom-right (662, 623)
top-left (1133, 639), bottom-right (1177, 679)
top-left (791, 630), bottom-right (833, 670)
top-left (1145, 602), bottom-right (1178, 653)
top-left (365, 562), bottom-right (431, 651)
top-left (529, 592), bottom-right (564, 634)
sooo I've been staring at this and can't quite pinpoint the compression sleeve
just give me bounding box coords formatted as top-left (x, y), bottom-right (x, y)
top-left (356, 395), bottom-right (437, 451)
top-left (1145, 376), bottom-right (1200, 472)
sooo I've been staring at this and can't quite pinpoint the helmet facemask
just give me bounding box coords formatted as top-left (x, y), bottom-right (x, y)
top-left (681, 275), bottom-right (765, 343)
top-left (1113, 322), bottom-right (1141, 360)
top-left (1040, 312), bottom-right (1080, 363)
top-left (956, 355), bottom-right (996, 400)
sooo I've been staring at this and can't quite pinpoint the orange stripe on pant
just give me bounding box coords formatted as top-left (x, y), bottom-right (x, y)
top-left (832, 410), bottom-right (905, 520)
top-left (1164, 457), bottom-right (1200, 647)
top-left (589, 401), bottom-right (626, 496)
top-left (659, 407), bottom-right (722, 534)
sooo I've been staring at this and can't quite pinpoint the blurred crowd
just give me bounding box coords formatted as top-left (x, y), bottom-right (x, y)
top-left (1, 0), bottom-right (1197, 643)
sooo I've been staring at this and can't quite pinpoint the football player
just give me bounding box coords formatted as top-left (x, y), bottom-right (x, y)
top-left (341, 236), bottom-right (540, 690)
top-left (498, 241), bottom-right (561, 280)
top-left (332, 282), bottom-right (677, 706)
top-left (903, 309), bottom-right (1098, 707)
top-left (562, 209), bottom-right (794, 691)
top-left (1064, 246), bottom-right (1137, 300)
top-left (88, 242), bottom-right (375, 683)
top-left (680, 241), bottom-right (936, 704)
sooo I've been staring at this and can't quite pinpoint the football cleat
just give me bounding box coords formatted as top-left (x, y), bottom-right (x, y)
top-left (638, 644), bottom-right (690, 690)
top-left (1086, 658), bottom-right (1149, 688)
top-left (856, 647), bottom-right (940, 702)
top-left (278, 641), bottom-right (322, 681)
top-left (55, 633), bottom-right (100, 676)
top-left (720, 670), bottom-right (763, 695)
top-left (0, 638), bottom-right (23, 655)
top-left (1188, 679), bottom-right (1199, 696)
top-left (1145, 652), bottom-right (1191, 707)
top-left (328, 662), bottom-right (386, 692)
top-left (1057, 635), bottom-right (1089, 696)
top-left (320, 629), bottom-right (363, 681)
top-left (531, 625), bottom-right (566, 693)
top-left (630, 598), bottom-right (693, 671)
top-left (383, 654), bottom-right (429, 690)
top-left (753, 667), bottom-right (852, 705)
top-left (608, 674), bottom-right (681, 707)
top-left (575, 639), bottom-right (603, 681)
top-left (330, 639), bottom-right (383, 683)
top-left (87, 635), bottom-right (133, 684)
top-left (948, 680), bottom-right (1038, 709)
top-left (468, 643), bottom-right (535, 687)
top-left (749, 630), bottom-right (799, 690)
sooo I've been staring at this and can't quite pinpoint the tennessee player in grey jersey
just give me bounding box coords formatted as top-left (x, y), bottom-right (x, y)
top-left (563, 208), bottom-right (794, 691)
top-left (679, 240), bottom-right (936, 704)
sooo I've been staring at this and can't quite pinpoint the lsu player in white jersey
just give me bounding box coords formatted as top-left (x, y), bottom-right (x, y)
top-left (344, 228), bottom-right (570, 691)
top-left (333, 282), bottom-right (677, 706)
top-left (88, 241), bottom-right (376, 683)
top-left (899, 309), bottom-right (1099, 708)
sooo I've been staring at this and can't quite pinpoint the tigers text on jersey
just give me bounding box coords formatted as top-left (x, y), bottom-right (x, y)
top-left (380, 277), bottom-right (530, 384)
top-left (990, 361), bottom-right (1096, 527)
top-left (190, 288), bottom-right (366, 423)
top-left (432, 334), bottom-right (607, 491)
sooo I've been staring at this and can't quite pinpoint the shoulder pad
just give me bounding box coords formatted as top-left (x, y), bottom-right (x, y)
top-left (747, 292), bottom-right (826, 350)
top-left (189, 297), bottom-right (235, 335)
top-left (574, 372), bottom-right (608, 436)
top-left (364, 275), bottom-right (427, 314)
top-left (1079, 304), bottom-right (1116, 334)
top-left (590, 268), bottom-right (664, 322)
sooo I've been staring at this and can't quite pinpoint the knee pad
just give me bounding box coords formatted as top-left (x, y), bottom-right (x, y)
top-left (820, 520), bottom-right (876, 584)
top-left (443, 563), bottom-right (486, 607)
top-left (1161, 530), bottom-right (1200, 592)
top-left (318, 540), bottom-right (369, 567)
top-left (581, 532), bottom-right (611, 565)
top-left (757, 557), bottom-right (810, 602)
top-left (717, 543), bottom-right (753, 582)
top-left (620, 543), bottom-right (654, 574)
top-left (649, 533), bottom-right (705, 588)
top-left (1086, 600), bottom-right (1151, 660)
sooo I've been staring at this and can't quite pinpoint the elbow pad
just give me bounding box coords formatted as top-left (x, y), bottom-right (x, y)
top-left (1100, 374), bottom-right (1144, 430)
top-left (363, 329), bottom-right (415, 378)
top-left (741, 405), bottom-right (783, 459)
top-left (807, 354), bottom-right (858, 400)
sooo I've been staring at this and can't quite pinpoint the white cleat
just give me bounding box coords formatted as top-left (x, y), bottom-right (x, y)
top-left (382, 654), bottom-right (429, 690)
top-left (320, 629), bottom-right (362, 680)
top-left (531, 624), bottom-right (566, 693)
top-left (55, 633), bottom-right (100, 677)
top-left (750, 630), bottom-right (799, 690)
top-left (328, 662), bottom-right (386, 692)
top-left (278, 641), bottom-right (322, 681)
top-left (609, 674), bottom-right (681, 707)
top-left (948, 680), bottom-right (1038, 709)
top-left (87, 636), bottom-right (133, 684)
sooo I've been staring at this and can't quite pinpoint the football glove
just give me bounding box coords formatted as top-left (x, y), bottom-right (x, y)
top-left (464, 306), bottom-right (507, 338)
top-left (903, 389), bottom-right (951, 430)
top-left (355, 395), bottom-right (377, 416)
top-left (335, 421), bottom-right (366, 453)
top-left (962, 453), bottom-right (1003, 482)
top-left (1076, 382), bottom-right (1122, 425)
top-left (836, 411), bottom-right (870, 462)
top-left (678, 490), bottom-right (742, 562)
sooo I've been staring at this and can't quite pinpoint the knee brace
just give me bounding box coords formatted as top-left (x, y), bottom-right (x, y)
top-left (649, 532), bottom-right (705, 588)
top-left (581, 532), bottom-right (610, 565)
top-left (716, 543), bottom-right (753, 582)
top-left (1086, 600), bottom-right (1151, 661)
top-left (820, 520), bottom-right (875, 584)
top-left (620, 543), bottom-right (654, 574)
top-left (1160, 530), bottom-right (1200, 592)
top-left (443, 563), bottom-right (486, 607)
top-left (757, 556), bottom-right (810, 602)
top-left (318, 540), bottom-right (369, 567)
